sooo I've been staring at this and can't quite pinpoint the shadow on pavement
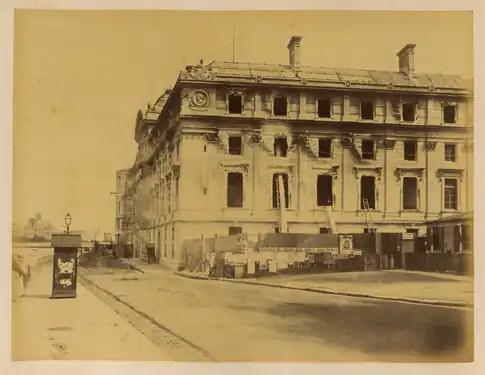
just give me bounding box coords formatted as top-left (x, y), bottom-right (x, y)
top-left (264, 299), bottom-right (473, 361)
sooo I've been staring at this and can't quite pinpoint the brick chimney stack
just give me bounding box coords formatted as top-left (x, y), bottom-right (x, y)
top-left (397, 44), bottom-right (416, 76)
top-left (288, 36), bottom-right (302, 70)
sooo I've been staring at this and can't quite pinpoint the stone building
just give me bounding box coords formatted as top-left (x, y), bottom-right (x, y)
top-left (115, 169), bottom-right (134, 251)
top-left (122, 36), bottom-right (473, 267)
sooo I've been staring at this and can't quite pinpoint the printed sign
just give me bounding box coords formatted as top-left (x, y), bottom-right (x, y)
top-left (52, 247), bottom-right (78, 298)
top-left (339, 235), bottom-right (353, 251)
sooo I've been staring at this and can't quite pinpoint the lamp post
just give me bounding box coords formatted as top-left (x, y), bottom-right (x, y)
top-left (65, 213), bottom-right (72, 235)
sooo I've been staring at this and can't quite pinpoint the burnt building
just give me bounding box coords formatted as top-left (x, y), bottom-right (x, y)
top-left (121, 36), bottom-right (473, 268)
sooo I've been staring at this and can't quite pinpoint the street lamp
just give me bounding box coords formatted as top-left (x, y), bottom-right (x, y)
top-left (65, 213), bottom-right (72, 235)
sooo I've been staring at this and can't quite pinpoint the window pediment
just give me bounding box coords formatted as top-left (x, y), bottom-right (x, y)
top-left (353, 166), bottom-right (383, 180)
top-left (436, 168), bottom-right (465, 181)
top-left (395, 167), bottom-right (425, 181)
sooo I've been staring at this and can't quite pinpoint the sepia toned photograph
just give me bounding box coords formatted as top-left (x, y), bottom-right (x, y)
top-left (10, 9), bottom-right (474, 364)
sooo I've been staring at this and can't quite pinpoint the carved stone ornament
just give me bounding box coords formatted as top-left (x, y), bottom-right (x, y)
top-left (384, 140), bottom-right (396, 150)
top-left (190, 90), bottom-right (210, 108)
top-left (294, 133), bottom-right (309, 147)
top-left (426, 141), bottom-right (437, 151)
top-left (250, 133), bottom-right (261, 144)
top-left (395, 168), bottom-right (425, 181)
top-left (340, 137), bottom-right (353, 148)
top-left (188, 65), bottom-right (213, 80)
top-left (344, 81), bottom-right (351, 87)
top-left (387, 83), bottom-right (394, 90)
top-left (172, 165), bottom-right (180, 179)
top-left (429, 84), bottom-right (436, 92)
top-left (205, 133), bottom-right (220, 143)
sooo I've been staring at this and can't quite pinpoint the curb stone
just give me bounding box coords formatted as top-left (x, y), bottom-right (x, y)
top-left (174, 271), bottom-right (473, 309)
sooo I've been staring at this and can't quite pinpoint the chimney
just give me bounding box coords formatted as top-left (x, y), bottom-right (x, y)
top-left (396, 44), bottom-right (416, 76)
top-left (287, 36), bottom-right (303, 70)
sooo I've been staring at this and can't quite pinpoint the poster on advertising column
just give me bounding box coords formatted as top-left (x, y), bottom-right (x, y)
top-left (51, 234), bottom-right (81, 299)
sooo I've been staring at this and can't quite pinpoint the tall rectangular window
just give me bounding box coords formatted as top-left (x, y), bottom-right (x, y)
top-left (228, 136), bottom-right (242, 155)
top-left (164, 227), bottom-right (167, 258)
top-left (445, 144), bottom-right (456, 162)
top-left (228, 94), bottom-right (243, 114)
top-left (360, 176), bottom-right (376, 209)
top-left (402, 177), bottom-right (418, 210)
top-left (171, 227), bottom-right (175, 259)
top-left (317, 175), bottom-right (333, 207)
top-left (317, 99), bottom-right (331, 118)
top-left (360, 101), bottom-right (374, 120)
top-left (318, 139), bottom-right (332, 158)
top-left (443, 105), bottom-right (456, 124)
top-left (273, 96), bottom-right (288, 116)
top-left (404, 141), bottom-right (417, 161)
top-left (272, 173), bottom-right (289, 209)
top-left (402, 103), bottom-right (416, 122)
top-left (274, 137), bottom-right (288, 157)
top-left (444, 179), bottom-right (458, 210)
top-left (361, 140), bottom-right (374, 160)
top-left (227, 172), bottom-right (244, 208)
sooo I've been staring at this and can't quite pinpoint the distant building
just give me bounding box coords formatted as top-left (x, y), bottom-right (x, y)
top-left (115, 169), bottom-right (135, 249)
top-left (121, 36), bottom-right (473, 268)
top-left (18, 213), bottom-right (57, 241)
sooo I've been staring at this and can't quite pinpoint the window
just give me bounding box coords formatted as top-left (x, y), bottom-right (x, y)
top-left (404, 141), bottom-right (417, 161)
top-left (272, 173), bottom-right (289, 209)
top-left (227, 172), bottom-right (244, 208)
top-left (360, 176), bottom-right (376, 209)
top-left (361, 101), bottom-right (374, 120)
top-left (445, 144), bottom-right (456, 162)
top-left (229, 227), bottom-right (243, 236)
top-left (461, 224), bottom-right (472, 251)
top-left (171, 227), bottom-right (175, 259)
top-left (320, 228), bottom-right (331, 234)
top-left (443, 105), bottom-right (456, 124)
top-left (406, 228), bottom-right (419, 237)
top-left (274, 137), bottom-right (288, 157)
top-left (318, 139), bottom-right (332, 158)
top-left (273, 96), bottom-right (288, 116)
top-left (364, 228), bottom-right (376, 234)
top-left (317, 99), bottom-right (331, 118)
top-left (164, 227), bottom-right (167, 257)
top-left (228, 136), bottom-right (242, 155)
top-left (317, 175), bottom-right (333, 207)
top-left (228, 94), bottom-right (243, 114)
top-left (361, 140), bottom-right (374, 160)
top-left (444, 179), bottom-right (458, 210)
top-left (274, 227), bottom-right (280, 234)
top-left (402, 103), bottom-right (416, 122)
top-left (402, 177), bottom-right (418, 210)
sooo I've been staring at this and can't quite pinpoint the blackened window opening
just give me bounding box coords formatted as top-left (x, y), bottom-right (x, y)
top-left (320, 228), bottom-right (331, 234)
top-left (318, 139), bottom-right (332, 158)
top-left (443, 105), bottom-right (456, 124)
top-left (361, 101), bottom-right (374, 120)
top-left (403, 177), bottom-right (418, 210)
top-left (273, 96), bottom-right (288, 116)
top-left (229, 227), bottom-right (243, 236)
top-left (228, 94), bottom-right (243, 114)
top-left (361, 140), bottom-right (374, 160)
top-left (317, 175), bottom-right (333, 207)
top-left (227, 172), bottom-right (244, 208)
top-left (360, 176), bottom-right (376, 209)
top-left (402, 103), bottom-right (416, 122)
top-left (404, 141), bottom-right (417, 161)
top-left (274, 137), bottom-right (288, 157)
top-left (272, 173), bottom-right (289, 209)
top-left (317, 99), bottom-right (331, 118)
top-left (228, 136), bottom-right (242, 155)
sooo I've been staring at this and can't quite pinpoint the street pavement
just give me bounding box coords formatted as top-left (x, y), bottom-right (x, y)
top-left (80, 265), bottom-right (474, 362)
top-left (11, 260), bottom-right (170, 361)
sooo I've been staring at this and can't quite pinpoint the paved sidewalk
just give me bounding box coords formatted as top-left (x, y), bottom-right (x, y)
top-left (175, 269), bottom-right (474, 308)
top-left (12, 261), bottom-right (170, 361)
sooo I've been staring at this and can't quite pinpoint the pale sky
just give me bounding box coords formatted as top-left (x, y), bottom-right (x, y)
top-left (12, 10), bottom-right (473, 233)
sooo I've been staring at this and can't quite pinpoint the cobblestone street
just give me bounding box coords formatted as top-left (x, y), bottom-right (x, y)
top-left (80, 265), bottom-right (473, 362)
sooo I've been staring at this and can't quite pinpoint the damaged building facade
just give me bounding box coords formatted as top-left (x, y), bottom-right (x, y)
top-left (121, 36), bottom-right (473, 266)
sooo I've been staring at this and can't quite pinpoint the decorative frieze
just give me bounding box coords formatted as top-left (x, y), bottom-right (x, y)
top-left (395, 167), bottom-right (425, 181)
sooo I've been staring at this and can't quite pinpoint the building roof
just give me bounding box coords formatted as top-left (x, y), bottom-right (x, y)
top-left (201, 61), bottom-right (472, 91)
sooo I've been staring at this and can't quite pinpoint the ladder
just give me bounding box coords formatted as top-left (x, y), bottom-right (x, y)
top-left (275, 174), bottom-right (288, 233)
top-left (362, 198), bottom-right (375, 233)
